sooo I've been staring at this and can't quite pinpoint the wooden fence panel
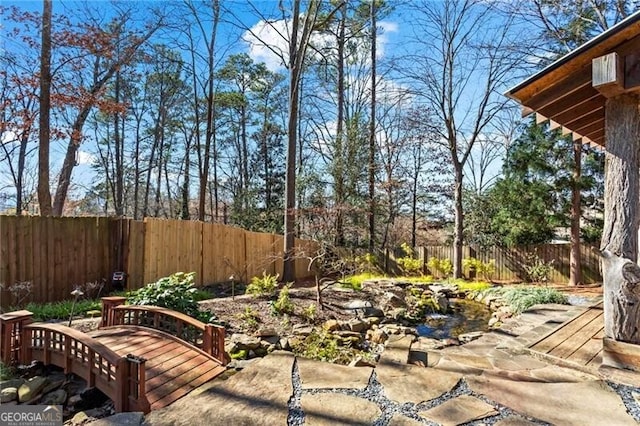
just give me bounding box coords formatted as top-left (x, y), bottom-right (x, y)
top-left (0, 216), bottom-right (117, 308)
top-left (416, 244), bottom-right (602, 284)
top-left (125, 220), bottom-right (146, 290)
top-left (142, 219), bottom-right (203, 286)
top-left (245, 232), bottom-right (277, 279)
top-left (202, 223), bottom-right (246, 284)
top-left (294, 238), bottom-right (319, 279)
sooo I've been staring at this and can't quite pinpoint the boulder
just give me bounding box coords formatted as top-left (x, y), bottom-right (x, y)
top-left (69, 411), bottom-right (92, 426)
top-left (347, 319), bottom-right (367, 333)
top-left (41, 389), bottom-right (67, 405)
top-left (18, 376), bottom-right (48, 403)
top-left (255, 327), bottom-right (278, 337)
top-left (292, 325), bottom-right (313, 336)
top-left (229, 333), bottom-right (261, 350)
top-left (1, 386), bottom-right (18, 403)
top-left (323, 319), bottom-right (341, 331)
top-left (363, 307), bottom-right (385, 318)
top-left (369, 329), bottom-right (389, 344)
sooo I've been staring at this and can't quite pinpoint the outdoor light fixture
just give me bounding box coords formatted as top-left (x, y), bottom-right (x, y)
top-left (68, 288), bottom-right (84, 327)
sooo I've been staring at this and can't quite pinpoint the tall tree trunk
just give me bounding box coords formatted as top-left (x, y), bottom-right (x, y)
top-left (334, 1), bottom-right (346, 247)
top-left (367, 0), bottom-right (377, 252)
top-left (569, 139), bottom-right (583, 286)
top-left (282, 0), bottom-right (302, 282)
top-left (114, 70), bottom-right (124, 216)
top-left (182, 133), bottom-right (192, 220)
top-left (601, 93), bottom-right (640, 342)
top-left (198, 0), bottom-right (220, 221)
top-left (38, 0), bottom-right (53, 216)
top-left (453, 164), bottom-right (464, 278)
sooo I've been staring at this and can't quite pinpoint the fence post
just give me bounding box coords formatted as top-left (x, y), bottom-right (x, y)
top-left (0, 310), bottom-right (33, 366)
top-left (100, 297), bottom-right (127, 328)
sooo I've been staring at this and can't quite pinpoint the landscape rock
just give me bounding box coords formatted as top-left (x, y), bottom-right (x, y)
top-left (41, 389), bottom-right (67, 405)
top-left (377, 363), bottom-right (461, 404)
top-left (458, 331), bottom-right (484, 343)
top-left (369, 329), bottom-right (388, 344)
top-left (255, 327), bottom-right (278, 337)
top-left (1, 386), bottom-right (18, 403)
top-left (363, 307), bottom-right (384, 318)
top-left (323, 319), bottom-right (341, 331)
top-left (346, 318), bottom-right (367, 333)
top-left (348, 356), bottom-right (376, 367)
top-left (89, 412), bottom-right (144, 425)
top-left (292, 325), bottom-right (313, 336)
top-left (18, 376), bottom-right (48, 402)
top-left (69, 411), bottom-right (91, 425)
top-left (230, 333), bottom-right (262, 350)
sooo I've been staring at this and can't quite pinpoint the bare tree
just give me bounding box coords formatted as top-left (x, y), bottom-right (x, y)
top-left (229, 0), bottom-right (343, 281)
top-left (404, 0), bottom-right (525, 277)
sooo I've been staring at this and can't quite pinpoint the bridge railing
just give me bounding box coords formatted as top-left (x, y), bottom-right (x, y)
top-left (101, 300), bottom-right (227, 366)
top-left (17, 322), bottom-right (149, 413)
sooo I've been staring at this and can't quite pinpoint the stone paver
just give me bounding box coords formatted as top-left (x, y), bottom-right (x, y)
top-left (301, 393), bottom-right (381, 425)
top-left (467, 375), bottom-right (637, 426)
top-left (377, 363), bottom-right (461, 404)
top-left (144, 351), bottom-right (294, 426)
top-left (420, 395), bottom-right (498, 425)
top-left (297, 357), bottom-right (372, 389)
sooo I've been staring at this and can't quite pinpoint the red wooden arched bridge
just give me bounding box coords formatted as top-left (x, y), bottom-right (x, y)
top-left (0, 297), bottom-right (228, 413)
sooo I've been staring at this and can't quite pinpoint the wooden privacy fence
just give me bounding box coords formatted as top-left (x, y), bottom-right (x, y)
top-left (0, 216), bottom-right (318, 307)
top-left (415, 244), bottom-right (603, 284)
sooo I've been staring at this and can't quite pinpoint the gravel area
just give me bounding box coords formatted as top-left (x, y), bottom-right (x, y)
top-left (286, 358), bottom-right (555, 425)
top-left (608, 381), bottom-right (640, 423)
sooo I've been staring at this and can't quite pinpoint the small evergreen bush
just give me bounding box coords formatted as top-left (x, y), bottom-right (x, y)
top-left (246, 272), bottom-right (279, 297)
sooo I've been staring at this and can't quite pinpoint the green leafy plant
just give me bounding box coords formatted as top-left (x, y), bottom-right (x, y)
top-left (246, 272), bottom-right (279, 297)
top-left (18, 299), bottom-right (102, 322)
top-left (239, 306), bottom-right (261, 330)
top-left (270, 284), bottom-right (294, 316)
top-left (0, 362), bottom-right (16, 380)
top-left (452, 280), bottom-right (492, 293)
top-left (127, 272), bottom-right (209, 322)
top-left (339, 272), bottom-right (382, 291)
top-left (302, 304), bottom-right (317, 322)
top-left (523, 253), bottom-right (555, 284)
top-left (396, 243), bottom-right (424, 276)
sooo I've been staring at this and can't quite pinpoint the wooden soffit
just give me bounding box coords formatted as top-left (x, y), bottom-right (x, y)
top-left (506, 11), bottom-right (640, 147)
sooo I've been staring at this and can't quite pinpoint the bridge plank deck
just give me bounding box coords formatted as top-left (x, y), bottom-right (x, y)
top-left (89, 326), bottom-right (225, 410)
top-left (528, 302), bottom-right (604, 371)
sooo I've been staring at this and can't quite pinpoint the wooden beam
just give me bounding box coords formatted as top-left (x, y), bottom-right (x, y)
top-left (549, 119), bottom-right (561, 130)
top-left (535, 86), bottom-right (602, 119)
top-left (593, 53), bottom-right (624, 91)
top-left (564, 108), bottom-right (605, 129)
top-left (535, 112), bottom-right (548, 124)
top-left (545, 98), bottom-right (604, 126)
top-left (521, 106), bottom-right (535, 117)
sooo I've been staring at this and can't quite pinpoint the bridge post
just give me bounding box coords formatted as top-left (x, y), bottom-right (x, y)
top-left (100, 296), bottom-right (127, 328)
top-left (124, 354), bottom-right (149, 414)
top-left (0, 310), bottom-right (33, 366)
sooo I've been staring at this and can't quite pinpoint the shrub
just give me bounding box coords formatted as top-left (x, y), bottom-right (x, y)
top-left (340, 272), bottom-right (382, 291)
top-left (427, 257), bottom-right (453, 278)
top-left (246, 272), bottom-right (279, 297)
top-left (302, 304), bottom-right (317, 322)
top-left (270, 284), bottom-right (294, 316)
top-left (523, 253), bottom-right (555, 284)
top-left (127, 272), bottom-right (209, 322)
top-left (462, 258), bottom-right (496, 281)
top-left (239, 306), bottom-right (261, 330)
top-left (396, 243), bottom-right (424, 276)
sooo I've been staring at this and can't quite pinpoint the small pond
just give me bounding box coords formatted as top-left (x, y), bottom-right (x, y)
top-left (416, 298), bottom-right (493, 339)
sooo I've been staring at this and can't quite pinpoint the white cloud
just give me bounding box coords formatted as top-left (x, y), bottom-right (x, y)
top-left (243, 18), bottom-right (399, 72)
top-left (1, 130), bottom-right (17, 145)
top-left (76, 151), bottom-right (96, 165)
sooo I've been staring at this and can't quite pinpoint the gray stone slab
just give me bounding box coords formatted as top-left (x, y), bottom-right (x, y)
top-left (301, 393), bottom-right (381, 425)
top-left (144, 351), bottom-right (294, 426)
top-left (467, 376), bottom-right (637, 426)
top-left (377, 363), bottom-right (461, 404)
top-left (420, 395), bottom-right (497, 426)
top-left (378, 335), bottom-right (414, 366)
top-left (297, 357), bottom-right (373, 389)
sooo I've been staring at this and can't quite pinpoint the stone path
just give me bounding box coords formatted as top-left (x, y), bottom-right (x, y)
top-left (143, 302), bottom-right (640, 426)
